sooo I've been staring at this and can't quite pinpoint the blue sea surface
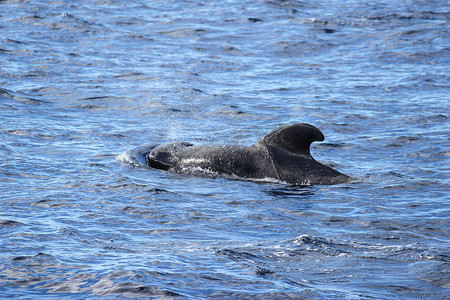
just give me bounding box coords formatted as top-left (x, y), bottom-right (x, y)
top-left (1, 0), bottom-right (449, 299)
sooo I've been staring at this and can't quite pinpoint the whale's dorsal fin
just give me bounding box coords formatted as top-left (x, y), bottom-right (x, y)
top-left (258, 123), bottom-right (324, 158)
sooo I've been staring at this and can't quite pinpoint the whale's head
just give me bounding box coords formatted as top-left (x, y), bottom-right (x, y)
top-left (259, 123), bottom-right (324, 157)
top-left (146, 142), bottom-right (193, 170)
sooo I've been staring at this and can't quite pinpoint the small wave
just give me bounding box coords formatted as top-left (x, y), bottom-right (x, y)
top-left (0, 219), bottom-right (26, 227)
top-left (291, 235), bottom-right (350, 257)
top-left (116, 144), bottom-right (157, 168)
top-left (116, 151), bottom-right (137, 166)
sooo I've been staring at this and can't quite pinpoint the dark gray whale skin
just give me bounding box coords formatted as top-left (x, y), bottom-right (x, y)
top-left (143, 123), bottom-right (350, 185)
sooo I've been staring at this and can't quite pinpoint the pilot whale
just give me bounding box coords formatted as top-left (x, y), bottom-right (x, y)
top-left (142, 123), bottom-right (350, 185)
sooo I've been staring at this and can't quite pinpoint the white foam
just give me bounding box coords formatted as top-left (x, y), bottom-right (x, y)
top-left (116, 150), bottom-right (146, 168)
top-left (116, 151), bottom-right (132, 164)
top-left (181, 158), bottom-right (208, 165)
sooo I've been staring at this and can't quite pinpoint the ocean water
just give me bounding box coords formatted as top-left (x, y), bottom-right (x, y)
top-left (1, 0), bottom-right (449, 299)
